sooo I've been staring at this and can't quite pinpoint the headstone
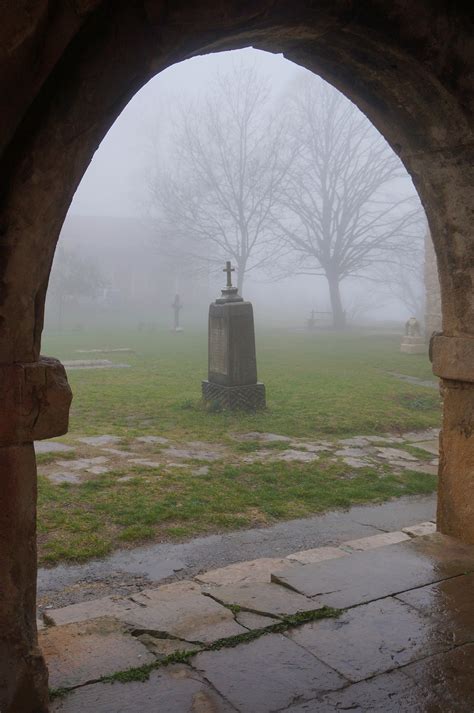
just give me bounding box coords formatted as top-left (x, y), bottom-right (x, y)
top-left (202, 261), bottom-right (266, 410)
top-left (400, 316), bottom-right (426, 354)
top-left (171, 293), bottom-right (183, 332)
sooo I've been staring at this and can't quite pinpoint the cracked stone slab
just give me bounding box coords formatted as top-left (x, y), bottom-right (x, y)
top-left (100, 447), bottom-right (137, 457)
top-left (288, 597), bottom-right (451, 682)
top-left (290, 670), bottom-right (437, 713)
top-left (231, 431), bottom-right (292, 443)
top-left (123, 581), bottom-right (246, 643)
top-left (337, 437), bottom-right (371, 447)
top-left (276, 449), bottom-right (320, 463)
top-left (193, 632), bottom-right (346, 713)
top-left (56, 456), bottom-right (110, 471)
top-left (401, 643), bottom-right (474, 711)
top-left (195, 557), bottom-right (296, 586)
top-left (203, 582), bottom-right (321, 618)
top-left (271, 534), bottom-right (474, 608)
top-left (162, 446), bottom-right (222, 461)
top-left (363, 435), bottom-right (403, 444)
top-left (402, 428), bottom-right (440, 442)
top-left (290, 442), bottom-right (330, 452)
top-left (342, 456), bottom-right (371, 468)
top-left (78, 435), bottom-right (122, 446)
top-left (47, 472), bottom-right (82, 484)
top-left (45, 595), bottom-right (142, 627)
top-left (137, 633), bottom-right (201, 658)
top-left (402, 521), bottom-right (437, 537)
top-left (64, 360), bottom-right (130, 370)
top-left (396, 574), bottom-right (474, 645)
top-left (136, 436), bottom-right (170, 444)
top-left (375, 447), bottom-right (418, 461)
top-left (50, 664), bottom-right (235, 713)
top-left (341, 531), bottom-right (411, 552)
top-left (395, 461), bottom-right (439, 475)
top-left (335, 447), bottom-right (371, 457)
top-left (286, 546), bottom-right (349, 565)
top-left (129, 458), bottom-right (162, 468)
top-left (40, 618), bottom-right (154, 689)
top-left (413, 439), bottom-right (439, 456)
top-left (235, 611), bottom-right (276, 630)
top-left (35, 441), bottom-right (75, 454)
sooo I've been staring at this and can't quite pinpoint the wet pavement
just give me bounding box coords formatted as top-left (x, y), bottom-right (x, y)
top-left (38, 495), bottom-right (436, 608)
top-left (48, 532), bottom-right (474, 712)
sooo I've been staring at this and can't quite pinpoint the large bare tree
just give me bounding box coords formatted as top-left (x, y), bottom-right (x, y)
top-left (146, 63), bottom-right (292, 294)
top-left (277, 78), bottom-right (423, 329)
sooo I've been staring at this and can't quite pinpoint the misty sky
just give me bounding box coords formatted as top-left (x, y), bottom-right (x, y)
top-left (62, 47), bottom-right (423, 324)
top-left (71, 48), bottom-right (306, 218)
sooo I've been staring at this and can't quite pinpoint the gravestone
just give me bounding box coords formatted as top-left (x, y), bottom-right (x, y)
top-left (401, 316), bottom-right (426, 354)
top-left (202, 262), bottom-right (265, 410)
top-left (171, 294), bottom-right (183, 332)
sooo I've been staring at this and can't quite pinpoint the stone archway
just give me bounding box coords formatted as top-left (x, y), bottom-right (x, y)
top-left (0, 2), bottom-right (472, 710)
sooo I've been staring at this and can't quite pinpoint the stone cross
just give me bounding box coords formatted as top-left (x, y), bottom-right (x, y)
top-left (223, 261), bottom-right (235, 288)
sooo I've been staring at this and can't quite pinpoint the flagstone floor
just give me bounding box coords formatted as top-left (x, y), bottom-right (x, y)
top-left (46, 525), bottom-right (474, 712)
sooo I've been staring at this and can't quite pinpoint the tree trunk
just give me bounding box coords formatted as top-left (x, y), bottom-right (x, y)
top-left (326, 273), bottom-right (346, 329)
top-left (237, 262), bottom-right (245, 296)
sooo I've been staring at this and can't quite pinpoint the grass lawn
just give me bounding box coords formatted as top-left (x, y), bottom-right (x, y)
top-left (37, 327), bottom-right (440, 565)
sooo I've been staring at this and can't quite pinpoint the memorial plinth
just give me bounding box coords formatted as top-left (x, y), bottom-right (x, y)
top-left (202, 263), bottom-right (265, 411)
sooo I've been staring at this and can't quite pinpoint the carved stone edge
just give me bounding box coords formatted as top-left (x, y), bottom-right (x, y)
top-left (431, 334), bottom-right (474, 383)
top-left (202, 380), bottom-right (266, 411)
top-left (0, 356), bottom-right (72, 446)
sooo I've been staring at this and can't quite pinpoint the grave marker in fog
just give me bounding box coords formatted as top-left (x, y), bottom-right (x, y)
top-left (171, 294), bottom-right (183, 332)
top-left (202, 261), bottom-right (265, 410)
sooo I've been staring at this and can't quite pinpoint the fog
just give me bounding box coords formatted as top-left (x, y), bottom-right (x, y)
top-left (45, 48), bottom-right (425, 333)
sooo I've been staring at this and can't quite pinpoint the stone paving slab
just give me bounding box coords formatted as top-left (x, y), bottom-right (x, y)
top-left (51, 665), bottom-right (235, 712)
top-left (45, 594), bottom-right (142, 627)
top-left (342, 530), bottom-right (410, 552)
top-left (78, 435), bottom-right (122, 446)
top-left (286, 546), bottom-right (348, 565)
top-left (123, 583), bottom-right (246, 643)
top-left (402, 521), bottom-right (437, 537)
top-left (203, 582), bottom-right (321, 617)
top-left (396, 572), bottom-right (474, 644)
top-left (375, 447), bottom-right (418, 461)
top-left (136, 436), bottom-right (170, 444)
top-left (235, 610), bottom-right (276, 630)
top-left (272, 534), bottom-right (474, 608)
top-left (40, 618), bottom-right (154, 689)
top-left (35, 441), bottom-right (75, 454)
top-left (47, 472), bottom-right (82, 484)
top-left (195, 557), bottom-right (296, 586)
top-left (193, 632), bottom-right (346, 713)
top-left (414, 439), bottom-right (439, 455)
top-left (288, 596), bottom-right (452, 682)
top-left (401, 643), bottom-right (474, 712)
top-left (286, 670), bottom-right (442, 712)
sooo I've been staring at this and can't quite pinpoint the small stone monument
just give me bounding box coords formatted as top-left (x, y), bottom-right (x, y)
top-left (202, 261), bottom-right (266, 410)
top-left (400, 316), bottom-right (426, 354)
top-left (171, 294), bottom-right (183, 332)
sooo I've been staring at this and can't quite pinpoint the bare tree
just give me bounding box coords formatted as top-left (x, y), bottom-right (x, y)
top-left (277, 78), bottom-right (423, 329)
top-left (146, 62), bottom-right (293, 294)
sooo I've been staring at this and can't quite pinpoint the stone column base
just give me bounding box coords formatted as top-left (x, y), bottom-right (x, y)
top-left (202, 380), bottom-right (266, 411)
top-left (401, 336), bottom-right (427, 354)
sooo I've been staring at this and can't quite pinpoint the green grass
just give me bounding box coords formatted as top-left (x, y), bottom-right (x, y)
top-left (37, 328), bottom-right (440, 565)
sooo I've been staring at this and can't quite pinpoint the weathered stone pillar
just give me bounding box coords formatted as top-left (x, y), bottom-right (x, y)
top-left (0, 359), bottom-right (72, 712)
top-left (431, 336), bottom-right (474, 542)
